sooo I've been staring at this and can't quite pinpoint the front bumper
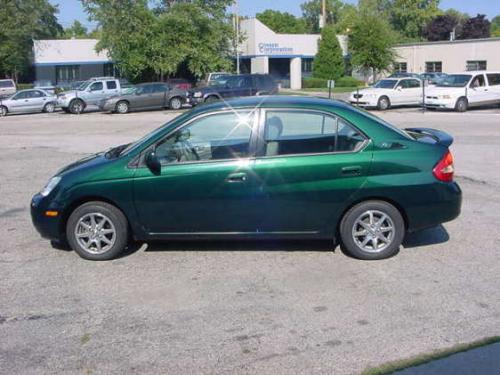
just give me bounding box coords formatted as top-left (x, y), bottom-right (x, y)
top-left (349, 96), bottom-right (378, 107)
top-left (31, 193), bottom-right (63, 241)
top-left (56, 97), bottom-right (71, 108)
top-left (423, 98), bottom-right (456, 109)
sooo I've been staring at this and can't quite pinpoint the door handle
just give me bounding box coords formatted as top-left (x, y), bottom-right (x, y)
top-left (341, 166), bottom-right (362, 175)
top-left (225, 172), bottom-right (247, 183)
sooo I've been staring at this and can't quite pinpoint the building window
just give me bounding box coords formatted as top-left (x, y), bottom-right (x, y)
top-left (466, 60), bottom-right (487, 71)
top-left (302, 59), bottom-right (313, 75)
top-left (425, 62), bottom-right (442, 73)
top-left (394, 62), bottom-right (407, 73)
top-left (103, 63), bottom-right (115, 77)
top-left (56, 65), bottom-right (80, 83)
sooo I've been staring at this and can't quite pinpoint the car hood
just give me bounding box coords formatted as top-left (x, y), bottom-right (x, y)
top-left (58, 89), bottom-right (79, 97)
top-left (354, 87), bottom-right (393, 95)
top-left (57, 152), bottom-right (109, 176)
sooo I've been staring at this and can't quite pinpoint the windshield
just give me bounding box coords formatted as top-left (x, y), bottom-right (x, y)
top-left (436, 74), bottom-right (471, 87)
top-left (118, 111), bottom-right (193, 156)
top-left (373, 80), bottom-right (397, 89)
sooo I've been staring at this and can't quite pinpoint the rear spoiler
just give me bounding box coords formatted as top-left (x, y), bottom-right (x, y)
top-left (404, 127), bottom-right (453, 147)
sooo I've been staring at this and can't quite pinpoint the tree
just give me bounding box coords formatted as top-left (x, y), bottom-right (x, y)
top-left (358, 0), bottom-right (392, 17)
top-left (256, 10), bottom-right (308, 34)
top-left (0, 0), bottom-right (62, 81)
top-left (301, 0), bottom-right (344, 33)
top-left (63, 20), bottom-right (88, 39)
top-left (312, 26), bottom-right (344, 80)
top-left (492, 15), bottom-right (500, 37)
top-left (459, 14), bottom-right (491, 39)
top-left (424, 14), bottom-right (460, 41)
top-left (349, 13), bottom-right (396, 83)
top-left (390, 0), bottom-right (441, 40)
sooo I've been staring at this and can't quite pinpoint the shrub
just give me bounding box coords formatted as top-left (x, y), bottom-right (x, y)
top-left (336, 76), bottom-right (364, 87)
top-left (302, 76), bottom-right (363, 89)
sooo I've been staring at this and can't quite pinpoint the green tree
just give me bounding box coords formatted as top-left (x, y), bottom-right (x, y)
top-left (390, 0), bottom-right (441, 40)
top-left (301, 0), bottom-right (344, 33)
top-left (312, 26), bottom-right (344, 80)
top-left (256, 10), bottom-right (308, 34)
top-left (63, 20), bottom-right (89, 38)
top-left (349, 13), bottom-right (396, 83)
top-left (0, 0), bottom-right (62, 81)
top-left (492, 15), bottom-right (500, 37)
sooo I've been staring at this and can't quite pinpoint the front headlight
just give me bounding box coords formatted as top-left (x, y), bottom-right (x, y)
top-left (40, 176), bottom-right (61, 197)
top-left (193, 91), bottom-right (203, 98)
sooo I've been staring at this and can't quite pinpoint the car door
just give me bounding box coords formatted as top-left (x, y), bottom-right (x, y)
top-left (485, 73), bottom-right (500, 104)
top-left (132, 110), bottom-right (260, 234)
top-left (29, 90), bottom-right (49, 111)
top-left (131, 85), bottom-right (154, 110)
top-left (7, 91), bottom-right (30, 112)
top-left (86, 81), bottom-right (106, 105)
top-left (150, 84), bottom-right (168, 108)
top-left (251, 109), bottom-right (372, 234)
top-left (467, 74), bottom-right (489, 106)
top-left (404, 79), bottom-right (423, 105)
top-left (394, 79), bottom-right (418, 105)
top-left (105, 80), bottom-right (120, 98)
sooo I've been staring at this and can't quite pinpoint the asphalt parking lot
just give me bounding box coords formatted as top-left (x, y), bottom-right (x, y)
top-left (1, 105), bottom-right (500, 374)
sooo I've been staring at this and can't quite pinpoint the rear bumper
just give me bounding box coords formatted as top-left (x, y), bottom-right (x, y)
top-left (31, 193), bottom-right (63, 241)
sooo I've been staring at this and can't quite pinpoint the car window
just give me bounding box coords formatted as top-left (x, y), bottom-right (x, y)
top-left (13, 91), bottom-right (29, 99)
top-left (486, 74), bottom-right (500, 86)
top-left (155, 111), bottom-right (254, 164)
top-left (263, 111), bottom-right (366, 157)
top-left (470, 75), bottom-right (485, 88)
top-left (152, 84), bottom-right (167, 93)
top-left (106, 81), bottom-right (117, 90)
top-left (408, 79), bottom-right (421, 88)
top-left (89, 82), bottom-right (103, 91)
top-left (29, 90), bottom-right (44, 98)
top-left (136, 85), bottom-right (153, 94)
top-left (0, 80), bottom-right (14, 88)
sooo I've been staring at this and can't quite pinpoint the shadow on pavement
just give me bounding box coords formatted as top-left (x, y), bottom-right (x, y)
top-left (403, 225), bottom-right (449, 249)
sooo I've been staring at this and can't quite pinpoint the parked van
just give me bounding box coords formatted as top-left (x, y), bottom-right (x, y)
top-left (424, 71), bottom-right (500, 112)
top-left (0, 79), bottom-right (16, 98)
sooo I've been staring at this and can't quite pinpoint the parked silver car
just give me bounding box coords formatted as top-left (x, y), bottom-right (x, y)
top-left (0, 89), bottom-right (57, 116)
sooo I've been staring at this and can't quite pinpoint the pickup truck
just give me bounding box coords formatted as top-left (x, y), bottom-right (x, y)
top-left (57, 77), bottom-right (131, 114)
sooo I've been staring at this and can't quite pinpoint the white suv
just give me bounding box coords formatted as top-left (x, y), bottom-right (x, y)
top-left (0, 79), bottom-right (16, 99)
top-left (57, 77), bottom-right (130, 114)
top-left (425, 71), bottom-right (500, 112)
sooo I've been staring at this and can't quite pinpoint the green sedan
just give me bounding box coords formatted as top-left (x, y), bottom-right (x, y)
top-left (31, 96), bottom-right (461, 261)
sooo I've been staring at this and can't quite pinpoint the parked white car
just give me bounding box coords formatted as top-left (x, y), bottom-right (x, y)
top-left (424, 71), bottom-right (500, 112)
top-left (0, 89), bottom-right (57, 116)
top-left (349, 78), bottom-right (422, 110)
top-left (0, 79), bottom-right (16, 99)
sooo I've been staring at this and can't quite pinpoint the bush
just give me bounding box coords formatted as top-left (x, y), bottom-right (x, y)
top-left (302, 76), bottom-right (363, 89)
top-left (17, 83), bottom-right (33, 90)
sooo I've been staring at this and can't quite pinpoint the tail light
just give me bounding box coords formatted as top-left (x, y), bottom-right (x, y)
top-left (433, 151), bottom-right (454, 182)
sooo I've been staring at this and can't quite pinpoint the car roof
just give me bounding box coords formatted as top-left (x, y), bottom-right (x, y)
top-left (189, 95), bottom-right (354, 114)
top-left (447, 71), bottom-right (500, 75)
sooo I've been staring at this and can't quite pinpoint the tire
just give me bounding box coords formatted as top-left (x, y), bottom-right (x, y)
top-left (43, 102), bottom-right (55, 113)
top-left (115, 100), bottom-right (129, 114)
top-left (377, 96), bottom-right (390, 111)
top-left (66, 201), bottom-right (129, 261)
top-left (204, 96), bottom-right (219, 103)
top-left (339, 200), bottom-right (405, 260)
top-left (169, 96), bottom-right (182, 110)
top-left (69, 99), bottom-right (85, 114)
top-left (455, 97), bottom-right (468, 112)
top-left (0, 105), bottom-right (7, 117)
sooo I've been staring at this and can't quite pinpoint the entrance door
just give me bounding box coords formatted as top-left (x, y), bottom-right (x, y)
top-left (133, 110), bottom-right (260, 234)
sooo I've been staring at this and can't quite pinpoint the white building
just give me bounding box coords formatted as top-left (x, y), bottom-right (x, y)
top-left (33, 39), bottom-right (114, 84)
top-left (393, 37), bottom-right (500, 74)
top-left (239, 18), bottom-right (348, 89)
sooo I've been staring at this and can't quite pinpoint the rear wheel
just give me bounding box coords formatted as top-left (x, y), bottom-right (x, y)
top-left (69, 99), bottom-right (85, 114)
top-left (115, 100), bottom-right (129, 114)
top-left (0, 106), bottom-right (7, 117)
top-left (43, 102), bottom-right (55, 113)
top-left (169, 96), bottom-right (182, 110)
top-left (455, 97), bottom-right (468, 112)
top-left (66, 201), bottom-right (129, 261)
top-left (377, 96), bottom-right (390, 110)
top-left (339, 200), bottom-right (404, 260)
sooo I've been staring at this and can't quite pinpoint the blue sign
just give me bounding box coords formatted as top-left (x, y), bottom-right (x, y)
top-left (258, 43), bottom-right (293, 55)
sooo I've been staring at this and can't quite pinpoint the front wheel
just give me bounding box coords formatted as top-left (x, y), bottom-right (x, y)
top-left (339, 200), bottom-right (405, 260)
top-left (455, 97), bottom-right (468, 112)
top-left (0, 106), bottom-right (7, 117)
top-left (169, 97), bottom-right (182, 110)
top-left (69, 99), bottom-right (85, 114)
top-left (377, 96), bottom-right (390, 110)
top-left (66, 201), bottom-right (129, 261)
top-left (115, 100), bottom-right (129, 114)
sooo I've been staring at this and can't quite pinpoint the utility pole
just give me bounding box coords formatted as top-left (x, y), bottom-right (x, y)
top-left (234, 0), bottom-right (240, 74)
top-left (319, 0), bottom-right (326, 29)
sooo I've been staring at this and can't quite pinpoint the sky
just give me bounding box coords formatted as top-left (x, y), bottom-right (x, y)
top-left (50, 0), bottom-right (500, 31)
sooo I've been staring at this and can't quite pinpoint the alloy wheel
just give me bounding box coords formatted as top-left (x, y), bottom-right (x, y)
top-left (0, 106), bottom-right (6, 116)
top-left (351, 210), bottom-right (395, 253)
top-left (74, 213), bottom-right (116, 254)
top-left (45, 103), bottom-right (55, 113)
top-left (170, 97), bottom-right (182, 110)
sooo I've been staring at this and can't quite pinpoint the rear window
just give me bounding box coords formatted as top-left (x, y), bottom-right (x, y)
top-left (106, 81), bottom-right (117, 90)
top-left (0, 80), bottom-right (14, 88)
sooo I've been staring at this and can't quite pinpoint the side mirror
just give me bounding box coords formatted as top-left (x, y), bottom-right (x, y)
top-left (397, 86), bottom-right (402, 91)
top-left (145, 149), bottom-right (161, 175)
